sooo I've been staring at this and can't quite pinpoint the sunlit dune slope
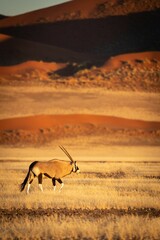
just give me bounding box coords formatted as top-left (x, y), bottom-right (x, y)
top-left (0, 114), bottom-right (159, 131)
top-left (0, 50), bottom-right (159, 91)
top-left (1, 114), bottom-right (160, 145)
top-left (102, 52), bottom-right (160, 71)
top-left (0, 61), bottom-right (66, 75)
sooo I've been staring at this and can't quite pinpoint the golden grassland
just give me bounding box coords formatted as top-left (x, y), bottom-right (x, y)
top-left (0, 158), bottom-right (160, 239)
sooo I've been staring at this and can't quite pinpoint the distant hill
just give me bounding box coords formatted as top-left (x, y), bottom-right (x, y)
top-left (0, 0), bottom-right (160, 63)
top-left (0, 10), bottom-right (160, 61)
top-left (0, 0), bottom-right (159, 27)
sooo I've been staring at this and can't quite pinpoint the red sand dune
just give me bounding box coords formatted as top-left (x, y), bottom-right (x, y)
top-left (0, 0), bottom-right (159, 28)
top-left (0, 114), bottom-right (159, 131)
top-left (0, 0), bottom-right (99, 27)
top-left (102, 52), bottom-right (160, 71)
top-left (0, 61), bottom-right (66, 76)
top-left (1, 46), bottom-right (159, 79)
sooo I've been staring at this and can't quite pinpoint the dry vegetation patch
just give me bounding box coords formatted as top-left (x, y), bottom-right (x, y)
top-left (1, 57), bottom-right (160, 92)
top-left (63, 58), bottom-right (160, 92)
top-left (1, 127), bottom-right (160, 146)
top-left (1, 214), bottom-right (160, 240)
top-left (0, 159), bottom-right (160, 239)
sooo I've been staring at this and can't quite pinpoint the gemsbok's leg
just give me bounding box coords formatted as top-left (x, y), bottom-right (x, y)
top-left (27, 172), bottom-right (35, 194)
top-left (57, 178), bottom-right (64, 191)
top-left (52, 177), bottom-right (56, 191)
top-left (38, 173), bottom-right (43, 192)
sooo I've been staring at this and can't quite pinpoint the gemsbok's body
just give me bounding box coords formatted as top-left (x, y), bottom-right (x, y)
top-left (20, 146), bottom-right (80, 194)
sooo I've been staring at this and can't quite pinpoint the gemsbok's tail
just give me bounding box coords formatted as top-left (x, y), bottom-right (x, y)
top-left (20, 161), bottom-right (38, 192)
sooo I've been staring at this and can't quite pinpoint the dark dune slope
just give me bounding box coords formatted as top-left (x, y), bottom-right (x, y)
top-left (0, 10), bottom-right (159, 60)
top-left (0, 34), bottom-right (92, 66)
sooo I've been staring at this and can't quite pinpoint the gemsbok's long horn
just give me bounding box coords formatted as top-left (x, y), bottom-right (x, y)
top-left (59, 145), bottom-right (74, 162)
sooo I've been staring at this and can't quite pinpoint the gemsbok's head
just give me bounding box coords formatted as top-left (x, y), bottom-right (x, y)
top-left (20, 146), bottom-right (80, 194)
top-left (59, 145), bottom-right (80, 174)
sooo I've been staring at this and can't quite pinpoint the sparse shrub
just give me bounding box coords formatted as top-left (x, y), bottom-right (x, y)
top-left (135, 59), bottom-right (144, 63)
top-left (97, 4), bottom-right (106, 13)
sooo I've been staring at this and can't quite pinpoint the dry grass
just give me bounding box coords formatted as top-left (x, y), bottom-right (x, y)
top-left (50, 58), bottom-right (160, 92)
top-left (0, 158), bottom-right (160, 239)
top-left (1, 214), bottom-right (160, 240)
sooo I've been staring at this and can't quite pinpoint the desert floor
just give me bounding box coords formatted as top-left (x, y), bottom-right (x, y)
top-left (0, 86), bottom-right (160, 239)
top-left (0, 86), bottom-right (160, 120)
top-left (0, 85), bottom-right (160, 159)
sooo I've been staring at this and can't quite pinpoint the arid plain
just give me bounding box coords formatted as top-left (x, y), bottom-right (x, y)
top-left (0, 0), bottom-right (160, 239)
top-left (1, 85), bottom-right (160, 239)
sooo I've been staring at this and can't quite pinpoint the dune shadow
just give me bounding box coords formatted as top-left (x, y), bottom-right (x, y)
top-left (0, 9), bottom-right (160, 66)
top-left (0, 37), bottom-right (94, 66)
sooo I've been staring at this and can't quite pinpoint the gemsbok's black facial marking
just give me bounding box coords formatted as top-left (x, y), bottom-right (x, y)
top-left (20, 146), bottom-right (80, 193)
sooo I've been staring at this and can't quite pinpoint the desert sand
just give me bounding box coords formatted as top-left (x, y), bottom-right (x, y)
top-left (0, 86), bottom-right (159, 148)
top-left (1, 113), bottom-right (160, 131)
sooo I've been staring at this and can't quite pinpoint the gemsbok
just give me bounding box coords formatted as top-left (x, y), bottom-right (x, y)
top-left (20, 146), bottom-right (80, 194)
